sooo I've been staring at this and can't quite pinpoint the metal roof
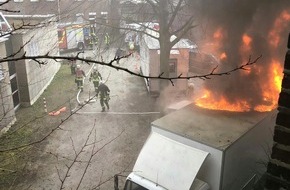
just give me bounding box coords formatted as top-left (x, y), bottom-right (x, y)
top-left (143, 31), bottom-right (198, 50)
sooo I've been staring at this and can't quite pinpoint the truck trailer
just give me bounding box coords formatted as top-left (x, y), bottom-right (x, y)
top-left (115, 103), bottom-right (276, 190)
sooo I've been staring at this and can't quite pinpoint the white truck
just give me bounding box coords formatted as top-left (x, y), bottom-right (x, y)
top-left (115, 103), bottom-right (276, 190)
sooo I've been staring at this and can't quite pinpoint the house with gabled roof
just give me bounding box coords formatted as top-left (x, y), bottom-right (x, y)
top-left (139, 29), bottom-right (198, 96)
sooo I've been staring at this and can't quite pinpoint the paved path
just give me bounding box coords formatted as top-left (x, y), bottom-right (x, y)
top-left (18, 48), bottom-right (161, 190)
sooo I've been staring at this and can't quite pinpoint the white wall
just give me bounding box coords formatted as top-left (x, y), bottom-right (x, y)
top-left (22, 19), bottom-right (60, 106)
top-left (0, 39), bottom-right (16, 131)
top-left (222, 110), bottom-right (276, 189)
top-left (139, 34), bottom-right (150, 91)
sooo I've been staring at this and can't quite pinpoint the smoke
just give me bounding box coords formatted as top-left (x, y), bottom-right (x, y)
top-left (193, 0), bottom-right (290, 108)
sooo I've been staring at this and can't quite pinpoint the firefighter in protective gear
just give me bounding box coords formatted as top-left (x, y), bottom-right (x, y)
top-left (104, 33), bottom-right (110, 49)
top-left (89, 32), bottom-right (98, 47)
top-left (128, 40), bottom-right (135, 56)
top-left (97, 80), bottom-right (110, 112)
top-left (69, 54), bottom-right (77, 74)
top-left (89, 66), bottom-right (102, 93)
top-left (115, 48), bottom-right (122, 64)
top-left (75, 65), bottom-right (86, 92)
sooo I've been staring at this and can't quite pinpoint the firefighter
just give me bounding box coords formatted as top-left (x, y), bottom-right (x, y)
top-left (89, 66), bottom-right (102, 93)
top-left (104, 33), bottom-right (110, 49)
top-left (128, 39), bottom-right (135, 56)
top-left (115, 48), bottom-right (122, 64)
top-left (97, 80), bottom-right (110, 112)
top-left (69, 54), bottom-right (77, 75)
top-left (75, 65), bottom-right (86, 92)
top-left (90, 32), bottom-right (98, 48)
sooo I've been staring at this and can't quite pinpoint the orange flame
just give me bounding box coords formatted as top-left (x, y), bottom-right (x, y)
top-left (213, 28), bottom-right (224, 40)
top-left (194, 9), bottom-right (286, 113)
top-left (195, 59), bottom-right (283, 112)
top-left (254, 60), bottom-right (283, 112)
top-left (242, 34), bottom-right (252, 46)
top-left (240, 34), bottom-right (253, 74)
top-left (195, 90), bottom-right (251, 112)
top-left (220, 52), bottom-right (227, 60)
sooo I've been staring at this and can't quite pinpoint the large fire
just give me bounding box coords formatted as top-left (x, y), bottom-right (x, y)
top-left (195, 10), bottom-right (289, 112)
top-left (195, 62), bottom-right (282, 112)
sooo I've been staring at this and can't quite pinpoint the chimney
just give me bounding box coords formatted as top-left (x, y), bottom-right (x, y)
top-left (264, 33), bottom-right (290, 189)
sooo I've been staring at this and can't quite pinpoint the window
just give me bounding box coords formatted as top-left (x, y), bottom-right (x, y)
top-left (169, 58), bottom-right (177, 78)
top-left (242, 175), bottom-right (257, 190)
top-left (30, 0), bottom-right (39, 2)
top-left (8, 61), bottom-right (16, 77)
top-left (169, 58), bottom-right (177, 73)
top-left (124, 180), bottom-right (148, 190)
top-left (10, 77), bottom-right (18, 94)
top-left (0, 63), bottom-right (4, 81)
top-left (0, 12), bottom-right (12, 34)
top-left (27, 41), bottom-right (39, 56)
top-left (12, 90), bottom-right (20, 108)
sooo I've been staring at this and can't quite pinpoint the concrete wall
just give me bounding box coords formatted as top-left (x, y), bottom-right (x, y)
top-left (139, 37), bottom-right (150, 91)
top-left (0, 39), bottom-right (16, 132)
top-left (10, 18), bottom-right (60, 106)
top-left (148, 49), bottom-right (160, 93)
top-left (11, 34), bottom-right (29, 105)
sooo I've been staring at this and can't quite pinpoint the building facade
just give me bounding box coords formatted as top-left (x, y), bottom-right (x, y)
top-left (0, 39), bottom-right (16, 132)
top-left (0, 13), bottom-right (16, 132)
top-left (0, 14), bottom-right (60, 132)
top-left (5, 15), bottom-right (60, 107)
top-left (0, 0), bottom-right (109, 23)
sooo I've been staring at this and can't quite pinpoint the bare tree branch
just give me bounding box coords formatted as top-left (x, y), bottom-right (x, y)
top-left (0, 54), bottom-right (262, 83)
top-left (76, 129), bottom-right (124, 190)
top-left (0, 0), bottom-right (20, 13)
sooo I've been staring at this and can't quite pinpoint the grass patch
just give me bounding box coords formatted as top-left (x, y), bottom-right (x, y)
top-left (0, 64), bottom-right (78, 189)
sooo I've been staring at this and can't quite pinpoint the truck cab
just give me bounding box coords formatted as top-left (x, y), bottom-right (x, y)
top-left (115, 129), bottom-right (210, 190)
top-left (123, 173), bottom-right (209, 190)
top-left (124, 173), bottom-right (167, 190)
top-left (118, 103), bottom-right (276, 190)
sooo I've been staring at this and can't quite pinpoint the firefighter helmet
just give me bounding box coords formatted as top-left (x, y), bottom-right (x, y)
top-left (76, 65), bottom-right (80, 69)
top-left (93, 66), bottom-right (97, 71)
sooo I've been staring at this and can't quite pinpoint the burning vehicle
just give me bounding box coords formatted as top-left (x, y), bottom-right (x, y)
top-left (115, 5), bottom-right (290, 190)
top-left (114, 104), bottom-right (276, 190)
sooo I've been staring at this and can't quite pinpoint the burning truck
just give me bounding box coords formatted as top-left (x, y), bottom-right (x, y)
top-left (114, 104), bottom-right (276, 190)
top-left (114, 4), bottom-right (289, 190)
